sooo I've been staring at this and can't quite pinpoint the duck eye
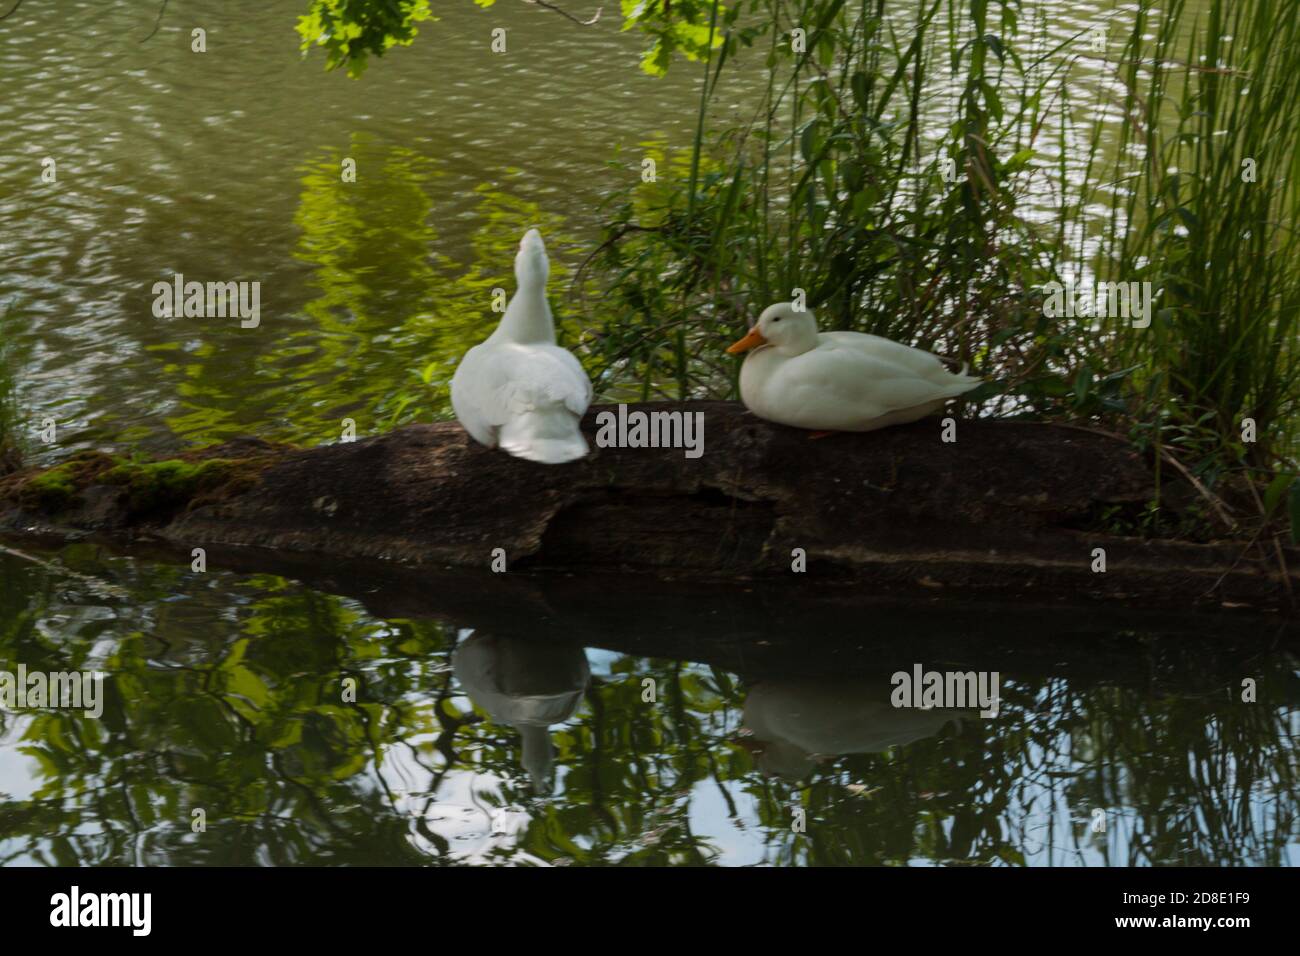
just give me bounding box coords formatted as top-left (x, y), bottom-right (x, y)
top-left (773, 316), bottom-right (782, 322)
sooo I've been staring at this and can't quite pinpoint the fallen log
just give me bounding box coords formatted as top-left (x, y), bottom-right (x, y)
top-left (0, 401), bottom-right (1295, 615)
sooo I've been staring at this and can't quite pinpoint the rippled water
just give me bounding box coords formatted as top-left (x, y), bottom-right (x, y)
top-left (0, 0), bottom-right (718, 457)
top-left (0, 0), bottom-right (1197, 457)
top-left (5, 0), bottom-right (1292, 869)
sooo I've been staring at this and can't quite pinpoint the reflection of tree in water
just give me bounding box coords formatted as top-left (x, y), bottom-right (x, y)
top-left (148, 139), bottom-right (588, 449)
top-left (168, 142), bottom-right (592, 448)
top-left (0, 554), bottom-right (1296, 865)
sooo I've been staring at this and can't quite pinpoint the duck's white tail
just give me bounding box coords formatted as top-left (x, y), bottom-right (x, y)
top-left (938, 360), bottom-right (982, 394)
top-left (499, 403), bottom-right (588, 464)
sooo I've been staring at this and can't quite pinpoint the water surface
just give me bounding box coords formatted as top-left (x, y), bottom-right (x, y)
top-left (1, 544), bottom-right (1295, 866)
top-left (3, 0), bottom-right (1288, 869)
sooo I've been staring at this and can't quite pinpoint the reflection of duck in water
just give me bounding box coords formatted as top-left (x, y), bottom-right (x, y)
top-left (740, 679), bottom-right (971, 780)
top-left (452, 634), bottom-right (590, 795)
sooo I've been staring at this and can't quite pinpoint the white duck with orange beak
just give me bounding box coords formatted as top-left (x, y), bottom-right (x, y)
top-left (727, 303), bottom-right (980, 432)
top-left (451, 229), bottom-right (593, 463)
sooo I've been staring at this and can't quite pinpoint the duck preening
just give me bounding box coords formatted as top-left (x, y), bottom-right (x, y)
top-left (727, 302), bottom-right (981, 432)
top-left (451, 229), bottom-right (593, 464)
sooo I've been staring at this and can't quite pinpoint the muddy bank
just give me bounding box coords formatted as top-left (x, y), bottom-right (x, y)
top-left (0, 402), bottom-right (1294, 614)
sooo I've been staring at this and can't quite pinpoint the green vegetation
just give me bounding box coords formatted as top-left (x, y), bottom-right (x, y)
top-left (16, 452), bottom-right (115, 511)
top-left (18, 465), bottom-right (78, 511)
top-left (3, 3), bottom-right (1297, 870)
top-left (296, 0), bottom-right (438, 78)
top-left (102, 457), bottom-right (263, 514)
top-left (295, 0), bottom-right (725, 77)
top-left (11, 453), bottom-right (267, 516)
top-left (587, 0), bottom-right (1300, 530)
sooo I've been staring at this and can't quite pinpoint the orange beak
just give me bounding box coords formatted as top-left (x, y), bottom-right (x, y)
top-left (726, 328), bottom-right (767, 355)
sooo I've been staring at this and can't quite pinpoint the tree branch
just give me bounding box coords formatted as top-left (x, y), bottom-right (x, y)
top-left (524, 0), bottom-right (602, 26)
top-left (140, 0), bottom-right (168, 43)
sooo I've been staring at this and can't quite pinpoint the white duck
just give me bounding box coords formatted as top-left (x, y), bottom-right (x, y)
top-left (726, 303), bottom-right (981, 432)
top-left (451, 229), bottom-right (593, 463)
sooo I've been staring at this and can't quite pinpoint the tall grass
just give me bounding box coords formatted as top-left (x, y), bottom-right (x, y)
top-left (581, 0), bottom-right (1300, 526)
top-left (582, 0), bottom-right (1087, 403)
top-left (1098, 0), bottom-right (1300, 478)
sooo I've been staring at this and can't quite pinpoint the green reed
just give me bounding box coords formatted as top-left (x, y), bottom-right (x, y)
top-left (1099, 0), bottom-right (1300, 476)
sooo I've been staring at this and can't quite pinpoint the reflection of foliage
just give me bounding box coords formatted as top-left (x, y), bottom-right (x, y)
top-left (274, 140), bottom-right (445, 436)
top-left (267, 143), bottom-right (590, 440)
top-left (0, 564), bottom-right (455, 864)
top-left (150, 138), bottom-right (589, 447)
top-left (1, 549), bottom-right (1297, 865)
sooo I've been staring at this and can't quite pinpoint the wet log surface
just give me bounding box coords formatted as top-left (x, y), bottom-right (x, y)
top-left (1, 401), bottom-right (1295, 616)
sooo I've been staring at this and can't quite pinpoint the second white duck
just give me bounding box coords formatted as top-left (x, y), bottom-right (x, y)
top-left (450, 229), bottom-right (593, 463)
top-left (726, 302), bottom-right (981, 432)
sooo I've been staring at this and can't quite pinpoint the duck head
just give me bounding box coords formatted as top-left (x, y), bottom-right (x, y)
top-left (726, 302), bottom-right (820, 356)
top-left (514, 228), bottom-right (550, 293)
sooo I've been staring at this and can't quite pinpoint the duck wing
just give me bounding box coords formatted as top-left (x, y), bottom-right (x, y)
top-left (452, 342), bottom-right (592, 462)
top-left (821, 331), bottom-right (961, 380)
top-left (777, 339), bottom-right (977, 425)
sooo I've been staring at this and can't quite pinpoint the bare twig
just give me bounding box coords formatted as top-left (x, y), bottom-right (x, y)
top-left (1153, 447), bottom-right (1239, 534)
top-left (1243, 477), bottom-right (1295, 606)
top-left (1202, 482), bottom-right (1295, 607)
top-left (0, 542), bottom-right (131, 600)
top-left (524, 0), bottom-right (602, 26)
top-left (140, 0), bottom-right (168, 43)
top-left (1018, 420), bottom-right (1240, 534)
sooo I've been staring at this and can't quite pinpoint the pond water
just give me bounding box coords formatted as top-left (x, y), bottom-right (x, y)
top-left (3, 0), bottom-right (1295, 868)
top-left (1, 543), bottom-right (1297, 866)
